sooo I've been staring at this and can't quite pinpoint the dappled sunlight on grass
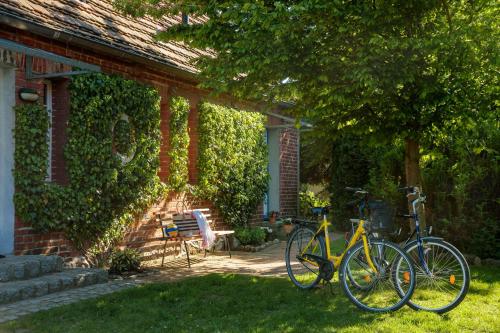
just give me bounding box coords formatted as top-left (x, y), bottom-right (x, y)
top-left (1, 267), bottom-right (499, 333)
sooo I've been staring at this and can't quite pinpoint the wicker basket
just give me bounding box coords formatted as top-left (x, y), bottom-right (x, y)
top-left (368, 200), bottom-right (395, 233)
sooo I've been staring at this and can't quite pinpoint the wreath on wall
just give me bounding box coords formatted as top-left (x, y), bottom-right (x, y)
top-left (14, 73), bottom-right (164, 261)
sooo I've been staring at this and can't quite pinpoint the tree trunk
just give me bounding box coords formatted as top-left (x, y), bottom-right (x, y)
top-left (404, 138), bottom-right (426, 232)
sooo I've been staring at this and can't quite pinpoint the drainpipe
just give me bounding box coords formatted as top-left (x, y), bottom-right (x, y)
top-left (296, 129), bottom-right (300, 217)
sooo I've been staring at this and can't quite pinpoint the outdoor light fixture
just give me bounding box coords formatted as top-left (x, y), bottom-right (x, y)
top-left (19, 88), bottom-right (39, 102)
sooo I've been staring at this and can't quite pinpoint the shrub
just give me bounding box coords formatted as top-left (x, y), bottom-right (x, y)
top-left (197, 102), bottom-right (268, 227)
top-left (235, 227), bottom-right (266, 246)
top-left (109, 248), bottom-right (141, 274)
top-left (299, 187), bottom-right (330, 217)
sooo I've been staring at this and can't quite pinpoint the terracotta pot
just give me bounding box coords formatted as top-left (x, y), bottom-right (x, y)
top-left (283, 224), bottom-right (293, 234)
top-left (269, 211), bottom-right (279, 224)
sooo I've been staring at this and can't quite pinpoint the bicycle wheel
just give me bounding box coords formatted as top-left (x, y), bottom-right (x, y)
top-left (404, 238), bottom-right (470, 313)
top-left (285, 227), bottom-right (326, 289)
top-left (339, 239), bottom-right (416, 312)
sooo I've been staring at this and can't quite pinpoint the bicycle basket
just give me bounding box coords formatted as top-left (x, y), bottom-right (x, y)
top-left (368, 200), bottom-right (395, 233)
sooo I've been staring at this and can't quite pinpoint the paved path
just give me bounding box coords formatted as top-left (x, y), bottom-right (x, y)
top-left (0, 235), bottom-right (344, 324)
top-left (0, 280), bottom-right (139, 324)
top-left (141, 240), bottom-right (289, 283)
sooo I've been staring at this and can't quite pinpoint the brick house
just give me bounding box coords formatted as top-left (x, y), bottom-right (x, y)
top-left (0, 1), bottom-right (299, 257)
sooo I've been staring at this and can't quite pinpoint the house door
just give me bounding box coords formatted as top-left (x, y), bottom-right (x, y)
top-left (0, 66), bottom-right (15, 254)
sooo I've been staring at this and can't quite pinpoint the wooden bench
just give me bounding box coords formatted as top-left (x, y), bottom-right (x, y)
top-left (156, 208), bottom-right (234, 268)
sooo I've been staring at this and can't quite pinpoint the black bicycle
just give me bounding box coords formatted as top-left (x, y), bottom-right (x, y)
top-left (397, 186), bottom-right (470, 313)
top-left (344, 186), bottom-right (470, 313)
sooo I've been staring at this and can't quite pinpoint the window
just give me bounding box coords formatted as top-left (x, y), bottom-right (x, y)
top-left (44, 81), bottom-right (53, 181)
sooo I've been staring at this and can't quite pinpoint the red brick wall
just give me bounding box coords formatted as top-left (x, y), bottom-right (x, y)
top-left (1, 24), bottom-right (298, 258)
top-left (280, 128), bottom-right (299, 217)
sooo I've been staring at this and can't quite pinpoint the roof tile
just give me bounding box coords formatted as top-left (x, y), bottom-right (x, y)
top-left (0, 0), bottom-right (209, 73)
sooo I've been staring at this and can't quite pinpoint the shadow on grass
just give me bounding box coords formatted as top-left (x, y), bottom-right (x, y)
top-left (467, 266), bottom-right (500, 296)
top-left (2, 266), bottom-right (499, 333)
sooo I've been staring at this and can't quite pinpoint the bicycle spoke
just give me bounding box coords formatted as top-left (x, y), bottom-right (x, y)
top-left (406, 240), bottom-right (469, 313)
top-left (341, 240), bottom-right (415, 312)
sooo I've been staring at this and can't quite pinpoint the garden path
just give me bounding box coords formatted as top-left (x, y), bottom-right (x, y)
top-left (0, 234), bottom-right (345, 324)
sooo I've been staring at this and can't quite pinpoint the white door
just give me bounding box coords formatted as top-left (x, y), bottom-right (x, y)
top-left (0, 66), bottom-right (15, 254)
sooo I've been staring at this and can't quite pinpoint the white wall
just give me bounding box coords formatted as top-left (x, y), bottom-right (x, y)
top-left (0, 66), bottom-right (15, 254)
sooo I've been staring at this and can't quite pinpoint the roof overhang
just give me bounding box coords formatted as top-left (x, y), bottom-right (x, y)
top-left (0, 37), bottom-right (101, 79)
top-left (0, 12), bottom-right (198, 83)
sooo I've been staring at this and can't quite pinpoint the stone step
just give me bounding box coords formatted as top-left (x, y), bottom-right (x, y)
top-left (0, 255), bottom-right (64, 282)
top-left (0, 268), bottom-right (108, 305)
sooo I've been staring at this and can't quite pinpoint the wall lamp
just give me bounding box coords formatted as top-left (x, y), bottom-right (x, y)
top-left (19, 88), bottom-right (39, 102)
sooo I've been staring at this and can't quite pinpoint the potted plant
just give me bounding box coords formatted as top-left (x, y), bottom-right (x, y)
top-left (269, 211), bottom-right (279, 224)
top-left (282, 218), bottom-right (293, 234)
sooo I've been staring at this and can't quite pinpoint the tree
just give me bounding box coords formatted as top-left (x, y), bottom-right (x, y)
top-left (115, 0), bottom-right (498, 228)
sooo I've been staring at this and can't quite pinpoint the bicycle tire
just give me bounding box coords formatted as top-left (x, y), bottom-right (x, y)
top-left (339, 239), bottom-right (416, 312)
top-left (285, 227), bottom-right (326, 289)
top-left (403, 238), bottom-right (470, 313)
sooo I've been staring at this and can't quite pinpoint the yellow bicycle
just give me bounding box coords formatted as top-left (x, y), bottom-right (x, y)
top-left (285, 188), bottom-right (416, 312)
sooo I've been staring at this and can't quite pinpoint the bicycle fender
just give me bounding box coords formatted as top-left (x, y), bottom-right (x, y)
top-left (403, 236), bottom-right (444, 250)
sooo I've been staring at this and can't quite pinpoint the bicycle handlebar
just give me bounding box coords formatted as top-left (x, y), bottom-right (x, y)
top-left (345, 187), bottom-right (369, 196)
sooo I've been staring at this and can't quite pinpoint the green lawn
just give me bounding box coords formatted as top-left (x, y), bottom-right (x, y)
top-left (1, 267), bottom-right (499, 333)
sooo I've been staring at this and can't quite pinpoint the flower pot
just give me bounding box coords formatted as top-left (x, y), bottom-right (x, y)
top-left (283, 224), bottom-right (293, 234)
top-left (269, 211), bottom-right (279, 224)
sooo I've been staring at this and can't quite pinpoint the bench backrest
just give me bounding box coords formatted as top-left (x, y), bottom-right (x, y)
top-left (157, 208), bottom-right (213, 238)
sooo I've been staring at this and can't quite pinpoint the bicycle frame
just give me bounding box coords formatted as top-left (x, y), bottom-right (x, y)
top-left (301, 212), bottom-right (378, 273)
top-left (403, 187), bottom-right (432, 275)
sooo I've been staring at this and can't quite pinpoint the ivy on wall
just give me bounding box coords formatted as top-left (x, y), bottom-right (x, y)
top-left (14, 104), bottom-right (69, 231)
top-left (66, 73), bottom-right (164, 254)
top-left (197, 102), bottom-right (269, 227)
top-left (168, 96), bottom-right (190, 192)
top-left (14, 73), bottom-right (164, 262)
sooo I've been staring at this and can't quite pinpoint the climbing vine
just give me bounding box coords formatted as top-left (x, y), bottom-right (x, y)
top-left (14, 73), bottom-right (164, 261)
top-left (14, 104), bottom-right (69, 231)
top-left (197, 102), bottom-right (268, 227)
top-left (168, 96), bottom-right (190, 192)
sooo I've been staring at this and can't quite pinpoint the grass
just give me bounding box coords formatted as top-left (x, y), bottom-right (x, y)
top-left (1, 266), bottom-right (499, 333)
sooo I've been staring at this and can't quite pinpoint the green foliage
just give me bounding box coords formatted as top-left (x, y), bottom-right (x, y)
top-left (66, 73), bottom-right (164, 255)
top-left (299, 187), bottom-right (330, 218)
top-left (421, 112), bottom-right (500, 258)
top-left (14, 104), bottom-right (69, 231)
top-left (109, 248), bottom-right (141, 274)
top-left (197, 102), bottom-right (268, 227)
top-left (113, 118), bottom-right (136, 156)
top-left (235, 227), bottom-right (266, 246)
top-left (115, 0), bottom-right (498, 208)
top-left (324, 114), bottom-right (499, 258)
top-left (168, 96), bottom-right (190, 192)
top-left (327, 134), bottom-right (381, 229)
top-left (115, 1), bottom-right (497, 135)
top-left (14, 74), bottom-right (164, 263)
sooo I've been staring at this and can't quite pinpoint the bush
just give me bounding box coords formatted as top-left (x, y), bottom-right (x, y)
top-left (197, 102), bottom-right (269, 227)
top-left (299, 186), bottom-right (330, 217)
top-left (235, 227), bottom-right (266, 246)
top-left (109, 248), bottom-right (141, 274)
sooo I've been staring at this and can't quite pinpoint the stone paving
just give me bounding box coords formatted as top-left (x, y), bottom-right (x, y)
top-left (0, 280), bottom-right (139, 324)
